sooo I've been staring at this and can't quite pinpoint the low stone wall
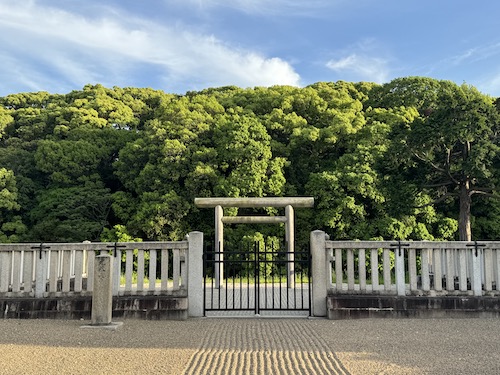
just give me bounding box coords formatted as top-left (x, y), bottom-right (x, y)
top-left (1, 296), bottom-right (188, 320)
top-left (327, 294), bottom-right (500, 319)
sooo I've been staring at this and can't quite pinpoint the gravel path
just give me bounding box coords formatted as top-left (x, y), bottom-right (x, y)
top-left (184, 319), bottom-right (348, 374)
top-left (1, 317), bottom-right (500, 374)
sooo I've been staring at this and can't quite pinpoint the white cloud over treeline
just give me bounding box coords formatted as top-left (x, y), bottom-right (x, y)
top-left (0, 0), bottom-right (300, 94)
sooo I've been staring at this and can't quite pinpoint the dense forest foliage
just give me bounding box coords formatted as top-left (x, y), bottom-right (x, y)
top-left (1, 77), bottom-right (499, 246)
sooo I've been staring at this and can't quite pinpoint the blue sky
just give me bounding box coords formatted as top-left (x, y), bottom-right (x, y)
top-left (1, 0), bottom-right (500, 97)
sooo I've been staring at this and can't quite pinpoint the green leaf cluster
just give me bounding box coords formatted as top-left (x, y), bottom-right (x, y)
top-left (0, 78), bottom-right (498, 244)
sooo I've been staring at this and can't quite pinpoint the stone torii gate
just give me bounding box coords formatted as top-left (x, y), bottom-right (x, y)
top-left (194, 197), bottom-right (314, 288)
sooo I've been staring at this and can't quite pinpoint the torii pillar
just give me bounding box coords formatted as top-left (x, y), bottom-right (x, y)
top-left (285, 204), bottom-right (294, 288)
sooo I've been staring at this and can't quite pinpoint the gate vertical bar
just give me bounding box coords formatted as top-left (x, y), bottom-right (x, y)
top-left (306, 250), bottom-right (310, 316)
top-left (247, 243), bottom-right (250, 310)
top-left (203, 245), bottom-right (207, 316)
top-left (271, 244), bottom-right (275, 310)
top-left (255, 241), bottom-right (259, 315)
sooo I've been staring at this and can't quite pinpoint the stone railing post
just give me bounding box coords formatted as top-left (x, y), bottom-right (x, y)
top-left (0, 251), bottom-right (10, 294)
top-left (395, 248), bottom-right (406, 296)
top-left (188, 231), bottom-right (204, 317)
top-left (311, 230), bottom-right (327, 317)
top-left (91, 254), bottom-right (113, 325)
top-left (471, 245), bottom-right (483, 297)
top-left (35, 248), bottom-right (48, 298)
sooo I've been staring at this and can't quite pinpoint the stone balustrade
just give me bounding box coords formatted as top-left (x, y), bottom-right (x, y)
top-left (324, 239), bottom-right (499, 297)
top-left (311, 230), bottom-right (500, 318)
top-left (0, 241), bottom-right (189, 298)
top-left (2, 230), bottom-right (500, 320)
top-left (0, 234), bottom-right (205, 320)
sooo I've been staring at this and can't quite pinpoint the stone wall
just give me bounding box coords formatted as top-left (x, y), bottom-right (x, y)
top-left (1, 296), bottom-right (188, 320)
top-left (327, 294), bottom-right (500, 319)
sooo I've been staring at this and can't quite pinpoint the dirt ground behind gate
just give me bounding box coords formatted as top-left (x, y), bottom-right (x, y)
top-left (0, 318), bottom-right (499, 374)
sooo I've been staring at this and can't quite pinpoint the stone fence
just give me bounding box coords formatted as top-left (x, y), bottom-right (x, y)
top-left (3, 230), bottom-right (500, 320)
top-left (0, 232), bottom-right (204, 319)
top-left (310, 230), bottom-right (500, 319)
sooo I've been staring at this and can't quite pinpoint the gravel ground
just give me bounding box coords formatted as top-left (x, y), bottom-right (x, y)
top-left (1, 317), bottom-right (499, 374)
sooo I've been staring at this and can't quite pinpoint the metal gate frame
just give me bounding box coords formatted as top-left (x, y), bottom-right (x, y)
top-left (203, 242), bottom-right (311, 316)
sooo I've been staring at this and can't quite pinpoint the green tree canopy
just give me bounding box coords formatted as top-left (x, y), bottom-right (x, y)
top-left (373, 77), bottom-right (500, 240)
top-left (1, 79), bottom-right (499, 243)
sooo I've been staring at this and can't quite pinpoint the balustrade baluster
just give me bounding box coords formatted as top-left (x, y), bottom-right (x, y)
top-left (87, 251), bottom-right (95, 292)
top-left (359, 249), bottom-right (366, 292)
top-left (180, 249), bottom-right (187, 288)
top-left (409, 248), bottom-right (417, 292)
top-left (12, 250), bottom-right (21, 293)
top-left (74, 250), bottom-right (83, 292)
top-left (161, 249), bottom-right (169, 290)
top-left (484, 248), bottom-right (493, 292)
top-left (421, 248), bottom-right (430, 292)
top-left (0, 251), bottom-right (10, 293)
top-left (347, 249), bottom-right (354, 291)
top-left (446, 248), bottom-right (454, 291)
top-left (335, 249), bottom-right (343, 291)
top-left (137, 249), bottom-right (145, 292)
top-left (459, 248), bottom-right (467, 292)
top-left (371, 248), bottom-right (379, 292)
top-left (62, 250), bottom-right (71, 292)
top-left (23, 251), bottom-right (34, 294)
top-left (327, 248), bottom-right (334, 289)
top-left (125, 249), bottom-right (133, 293)
top-left (112, 250), bottom-right (121, 296)
top-left (496, 249), bottom-right (500, 291)
top-left (173, 249), bottom-right (180, 290)
top-left (434, 249), bottom-right (442, 291)
top-left (383, 249), bottom-right (391, 292)
top-left (48, 250), bottom-right (58, 293)
top-left (149, 249), bottom-right (157, 292)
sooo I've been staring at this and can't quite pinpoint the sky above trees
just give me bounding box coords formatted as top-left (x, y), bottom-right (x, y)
top-left (1, 0), bottom-right (500, 96)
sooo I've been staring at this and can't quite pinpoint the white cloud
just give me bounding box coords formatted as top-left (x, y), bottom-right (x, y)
top-left (477, 72), bottom-right (500, 97)
top-left (450, 49), bottom-right (476, 65)
top-left (175, 33), bottom-right (300, 88)
top-left (171, 0), bottom-right (333, 16)
top-left (0, 1), bottom-right (301, 94)
top-left (450, 42), bottom-right (500, 66)
top-left (326, 54), bottom-right (389, 83)
top-left (0, 54), bottom-right (52, 93)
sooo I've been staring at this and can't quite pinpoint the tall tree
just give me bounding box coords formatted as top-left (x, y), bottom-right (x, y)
top-left (0, 168), bottom-right (26, 242)
top-left (374, 77), bottom-right (500, 240)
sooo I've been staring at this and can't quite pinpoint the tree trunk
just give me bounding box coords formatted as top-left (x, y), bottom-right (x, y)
top-left (458, 180), bottom-right (472, 241)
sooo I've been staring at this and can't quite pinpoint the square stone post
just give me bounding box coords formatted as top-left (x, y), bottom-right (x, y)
top-left (91, 254), bottom-right (113, 325)
top-left (311, 230), bottom-right (327, 317)
top-left (471, 247), bottom-right (482, 297)
top-left (395, 247), bottom-right (406, 296)
top-left (35, 250), bottom-right (47, 298)
top-left (188, 231), bottom-right (204, 317)
top-left (0, 251), bottom-right (10, 293)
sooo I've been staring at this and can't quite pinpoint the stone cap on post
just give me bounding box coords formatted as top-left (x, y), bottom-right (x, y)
top-left (194, 197), bottom-right (314, 208)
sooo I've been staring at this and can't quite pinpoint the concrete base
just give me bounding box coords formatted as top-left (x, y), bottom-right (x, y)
top-left (1, 295), bottom-right (188, 320)
top-left (327, 294), bottom-right (500, 319)
top-left (80, 322), bottom-right (124, 330)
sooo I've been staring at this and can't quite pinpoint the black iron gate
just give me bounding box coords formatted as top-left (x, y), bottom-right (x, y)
top-left (203, 242), bottom-right (311, 316)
